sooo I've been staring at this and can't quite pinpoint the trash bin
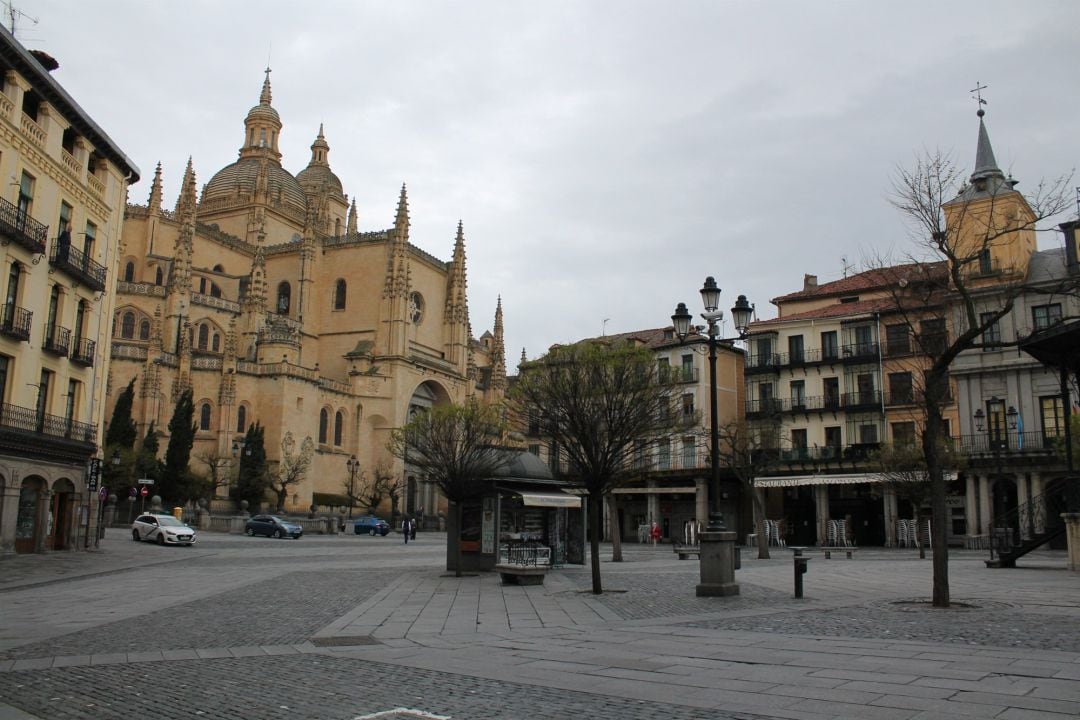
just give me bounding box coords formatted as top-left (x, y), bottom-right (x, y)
top-left (172, 506), bottom-right (183, 520)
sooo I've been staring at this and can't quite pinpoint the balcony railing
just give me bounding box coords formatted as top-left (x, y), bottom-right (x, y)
top-left (841, 342), bottom-right (879, 363)
top-left (955, 431), bottom-right (1057, 455)
top-left (192, 292), bottom-right (241, 314)
top-left (116, 281), bottom-right (167, 298)
top-left (42, 324), bottom-right (70, 357)
top-left (49, 243), bottom-right (107, 291)
top-left (661, 367), bottom-right (699, 384)
top-left (70, 337), bottom-right (96, 367)
top-left (630, 448), bottom-right (708, 473)
top-left (841, 391), bottom-right (882, 411)
top-left (745, 398), bottom-right (785, 417)
top-left (0, 402), bottom-right (96, 444)
top-left (746, 353), bottom-right (781, 374)
top-left (0, 304), bottom-right (32, 341)
top-left (0, 196), bottom-right (48, 254)
top-left (777, 443), bottom-right (881, 463)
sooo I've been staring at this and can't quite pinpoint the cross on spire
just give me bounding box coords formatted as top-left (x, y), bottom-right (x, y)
top-left (970, 81), bottom-right (988, 116)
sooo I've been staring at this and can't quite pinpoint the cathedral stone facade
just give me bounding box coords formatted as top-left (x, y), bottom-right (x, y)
top-left (106, 70), bottom-right (507, 516)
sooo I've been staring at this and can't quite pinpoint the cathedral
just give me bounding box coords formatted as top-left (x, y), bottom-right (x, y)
top-left (106, 69), bottom-right (507, 517)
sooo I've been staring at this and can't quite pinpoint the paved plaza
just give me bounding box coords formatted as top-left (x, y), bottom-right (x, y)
top-left (0, 531), bottom-right (1078, 719)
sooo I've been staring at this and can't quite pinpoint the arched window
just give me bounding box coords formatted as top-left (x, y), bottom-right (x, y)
top-left (121, 312), bottom-right (135, 338)
top-left (333, 279), bottom-right (346, 310)
top-left (318, 408), bottom-right (328, 444)
top-left (199, 403), bottom-right (211, 431)
top-left (236, 405), bottom-right (247, 433)
top-left (213, 264), bottom-right (224, 273)
top-left (277, 282), bottom-right (291, 314)
top-left (197, 324), bottom-right (209, 350)
top-left (155, 267), bottom-right (163, 285)
top-left (198, 278), bottom-right (207, 294)
top-left (123, 262), bottom-right (134, 282)
top-left (210, 283), bottom-right (222, 298)
top-left (212, 333), bottom-right (220, 352)
top-left (139, 320), bottom-right (150, 341)
top-left (334, 410), bottom-right (344, 446)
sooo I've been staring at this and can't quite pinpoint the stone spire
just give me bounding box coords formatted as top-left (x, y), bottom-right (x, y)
top-left (444, 220), bottom-right (470, 371)
top-left (260, 66), bottom-right (272, 105)
top-left (239, 67), bottom-right (283, 162)
top-left (148, 162), bottom-right (163, 215)
top-left (490, 296), bottom-right (507, 392)
top-left (520, 347), bottom-right (527, 367)
top-left (383, 184), bottom-right (411, 300)
top-left (347, 197), bottom-right (358, 234)
top-left (308, 123), bottom-right (330, 167)
top-left (970, 108), bottom-right (1005, 186)
top-left (170, 157), bottom-right (197, 295)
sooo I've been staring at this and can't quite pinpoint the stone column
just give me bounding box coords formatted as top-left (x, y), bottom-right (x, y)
top-left (1016, 474), bottom-right (1030, 540)
top-left (883, 486), bottom-right (897, 548)
top-left (815, 485), bottom-right (829, 546)
top-left (978, 475), bottom-right (992, 535)
top-left (1064, 514), bottom-right (1080, 572)
top-left (0, 471), bottom-right (19, 555)
top-left (646, 480), bottom-right (659, 524)
top-left (696, 527), bottom-right (739, 597)
top-left (965, 474), bottom-right (978, 540)
top-left (1030, 472), bottom-right (1045, 535)
top-left (694, 477), bottom-right (708, 531)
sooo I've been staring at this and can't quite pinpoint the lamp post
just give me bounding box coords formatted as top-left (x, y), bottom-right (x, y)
top-left (671, 277), bottom-right (753, 597)
top-left (346, 454), bottom-right (360, 518)
top-left (973, 399), bottom-right (1018, 550)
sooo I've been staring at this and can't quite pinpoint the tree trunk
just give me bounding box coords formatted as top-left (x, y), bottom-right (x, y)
top-left (454, 501), bottom-right (463, 578)
top-left (589, 489), bottom-right (603, 594)
top-left (923, 371), bottom-right (950, 607)
top-left (751, 487), bottom-right (771, 559)
top-left (607, 494), bottom-right (623, 562)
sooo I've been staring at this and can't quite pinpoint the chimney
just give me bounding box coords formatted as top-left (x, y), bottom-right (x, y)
top-left (803, 274), bottom-right (818, 292)
top-left (1061, 220), bottom-right (1080, 275)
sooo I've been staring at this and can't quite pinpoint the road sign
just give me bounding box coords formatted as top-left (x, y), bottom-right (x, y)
top-left (137, 478), bottom-right (155, 485)
top-left (98, 487), bottom-right (108, 501)
top-left (129, 487), bottom-right (137, 498)
top-left (140, 487), bottom-right (148, 497)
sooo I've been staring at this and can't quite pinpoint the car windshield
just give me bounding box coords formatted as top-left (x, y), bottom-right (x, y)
top-left (158, 516), bottom-right (185, 527)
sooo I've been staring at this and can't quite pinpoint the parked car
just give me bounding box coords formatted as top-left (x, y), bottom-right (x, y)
top-left (131, 514), bottom-right (197, 546)
top-left (353, 516), bottom-right (390, 536)
top-left (245, 515), bottom-right (304, 539)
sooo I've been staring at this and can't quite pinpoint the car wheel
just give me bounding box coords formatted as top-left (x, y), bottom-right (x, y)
top-left (157, 533), bottom-right (166, 546)
top-left (132, 529), bottom-right (140, 541)
top-left (369, 528), bottom-right (376, 536)
top-left (245, 527), bottom-right (255, 537)
top-left (273, 529), bottom-right (283, 539)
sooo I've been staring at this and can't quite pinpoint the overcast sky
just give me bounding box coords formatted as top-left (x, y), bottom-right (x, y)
top-left (20, 0), bottom-right (1080, 366)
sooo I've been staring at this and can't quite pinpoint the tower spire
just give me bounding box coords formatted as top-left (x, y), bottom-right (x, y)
top-left (148, 161), bottom-right (163, 214)
top-left (347, 197), bottom-right (358, 234)
top-left (490, 296), bottom-right (507, 392)
top-left (260, 66), bottom-right (272, 105)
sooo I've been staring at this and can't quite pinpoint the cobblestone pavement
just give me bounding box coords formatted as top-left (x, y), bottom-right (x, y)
top-left (0, 654), bottom-right (767, 720)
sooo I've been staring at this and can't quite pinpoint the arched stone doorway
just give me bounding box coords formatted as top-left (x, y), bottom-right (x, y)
top-left (403, 380), bottom-right (452, 526)
top-left (15, 476), bottom-right (47, 554)
top-left (49, 478), bottom-right (77, 551)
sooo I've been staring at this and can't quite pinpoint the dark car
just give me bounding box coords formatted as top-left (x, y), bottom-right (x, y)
top-left (245, 514), bottom-right (303, 539)
top-left (353, 515), bottom-right (390, 536)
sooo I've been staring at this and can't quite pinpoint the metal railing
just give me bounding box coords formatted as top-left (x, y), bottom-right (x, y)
top-left (0, 196), bottom-right (48, 254)
top-left (42, 324), bottom-right (70, 356)
top-left (841, 390), bottom-right (882, 410)
top-left (0, 304), bottom-right (32, 340)
top-left (841, 342), bottom-right (879, 363)
top-left (660, 367), bottom-right (699, 384)
top-left (499, 542), bottom-right (551, 567)
top-left (745, 353), bottom-right (781, 373)
top-left (988, 481), bottom-right (1079, 565)
top-left (49, 242), bottom-right (107, 291)
top-left (954, 431), bottom-right (1057, 454)
top-left (70, 337), bottom-right (96, 366)
top-left (0, 402), bottom-right (96, 444)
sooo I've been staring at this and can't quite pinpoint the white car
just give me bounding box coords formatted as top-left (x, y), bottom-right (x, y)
top-left (131, 514), bottom-right (197, 546)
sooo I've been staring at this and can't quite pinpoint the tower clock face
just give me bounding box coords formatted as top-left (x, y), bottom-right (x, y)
top-left (409, 291), bottom-right (425, 324)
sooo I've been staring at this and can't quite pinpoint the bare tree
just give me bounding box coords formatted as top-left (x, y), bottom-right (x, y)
top-left (887, 147), bottom-right (1073, 606)
top-left (511, 340), bottom-right (676, 594)
top-left (273, 432), bottom-right (315, 513)
top-left (715, 419), bottom-right (781, 560)
top-left (388, 401), bottom-right (508, 577)
top-left (361, 460), bottom-right (403, 515)
top-left (193, 449), bottom-right (231, 499)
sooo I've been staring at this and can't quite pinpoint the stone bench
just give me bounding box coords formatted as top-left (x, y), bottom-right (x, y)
top-left (495, 564), bottom-right (548, 585)
top-left (673, 544), bottom-right (700, 560)
top-left (821, 547), bottom-right (857, 559)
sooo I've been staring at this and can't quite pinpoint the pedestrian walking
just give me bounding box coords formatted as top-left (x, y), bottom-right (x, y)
top-left (402, 517), bottom-right (411, 544)
top-left (650, 521), bottom-right (661, 547)
top-left (410, 517), bottom-right (417, 541)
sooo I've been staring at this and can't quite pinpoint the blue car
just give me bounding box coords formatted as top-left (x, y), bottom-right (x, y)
top-left (354, 516), bottom-right (390, 536)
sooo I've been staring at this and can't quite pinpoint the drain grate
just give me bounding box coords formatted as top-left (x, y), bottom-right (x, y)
top-left (310, 635), bottom-right (382, 647)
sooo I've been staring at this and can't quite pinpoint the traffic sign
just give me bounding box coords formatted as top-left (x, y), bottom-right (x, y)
top-left (140, 487), bottom-right (148, 497)
top-left (137, 478), bottom-right (155, 485)
top-left (98, 487), bottom-right (108, 501)
top-left (129, 487), bottom-right (137, 498)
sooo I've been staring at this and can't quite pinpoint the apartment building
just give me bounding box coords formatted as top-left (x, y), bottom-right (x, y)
top-left (0, 27), bottom-right (139, 554)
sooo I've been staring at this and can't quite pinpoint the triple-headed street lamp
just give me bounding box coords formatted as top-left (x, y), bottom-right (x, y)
top-left (671, 276), bottom-right (753, 597)
top-left (346, 455), bottom-right (361, 518)
top-left (973, 399), bottom-right (1018, 555)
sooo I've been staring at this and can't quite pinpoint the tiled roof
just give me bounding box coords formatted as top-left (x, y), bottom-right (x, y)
top-left (550, 325), bottom-right (731, 352)
top-left (751, 298), bottom-right (897, 328)
top-left (771, 262), bottom-right (946, 304)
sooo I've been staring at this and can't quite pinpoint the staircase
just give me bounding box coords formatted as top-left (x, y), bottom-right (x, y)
top-left (986, 480), bottom-right (1079, 568)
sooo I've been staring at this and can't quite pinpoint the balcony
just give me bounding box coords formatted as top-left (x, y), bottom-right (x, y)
top-left (745, 353), bottom-right (780, 375)
top-left (745, 398), bottom-right (785, 418)
top-left (661, 367), bottom-right (699, 384)
top-left (70, 337), bottom-right (96, 367)
top-left (955, 431), bottom-right (1057, 456)
top-left (841, 391), bottom-right (882, 412)
top-left (42, 324), bottom-right (70, 357)
top-left (0, 196), bottom-right (48, 254)
top-left (777, 442), bottom-right (880, 464)
top-left (49, 243), bottom-right (107, 292)
top-left (0, 402), bottom-right (96, 462)
top-left (841, 342), bottom-right (879, 364)
top-left (630, 448), bottom-right (707, 473)
top-left (0, 304), bottom-right (32, 341)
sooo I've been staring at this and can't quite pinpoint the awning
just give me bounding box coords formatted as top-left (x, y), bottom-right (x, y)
top-left (755, 473), bottom-right (883, 488)
top-left (517, 491), bottom-right (581, 508)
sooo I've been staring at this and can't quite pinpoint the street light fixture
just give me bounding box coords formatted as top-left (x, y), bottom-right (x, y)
top-left (671, 276), bottom-right (752, 597)
top-left (346, 454), bottom-right (360, 518)
top-left (973, 399), bottom-right (1019, 554)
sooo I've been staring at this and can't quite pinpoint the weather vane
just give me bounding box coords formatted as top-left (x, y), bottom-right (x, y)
top-left (970, 82), bottom-right (988, 114)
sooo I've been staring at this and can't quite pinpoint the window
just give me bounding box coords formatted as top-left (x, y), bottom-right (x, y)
top-left (197, 324), bottom-right (209, 350)
top-left (277, 282), bottom-right (291, 314)
top-left (978, 248), bottom-right (994, 274)
top-left (210, 283), bottom-right (221, 298)
top-left (199, 403), bottom-right (212, 431)
top-left (124, 262), bottom-right (135, 282)
top-left (155, 267), bottom-right (163, 285)
top-left (1032, 304), bottom-right (1062, 331)
top-left (1040, 396), bottom-right (1064, 443)
top-left (83, 221), bottom-right (96, 258)
top-left (790, 380), bottom-right (805, 410)
top-left (980, 312), bottom-right (1001, 351)
top-left (891, 421), bottom-right (916, 446)
top-left (657, 439), bottom-right (671, 470)
top-left (791, 428), bottom-right (808, 458)
top-left (755, 338), bottom-right (773, 366)
top-left (824, 377), bottom-right (840, 408)
top-left (65, 379), bottom-right (78, 422)
top-left (856, 373), bottom-right (876, 405)
top-left (73, 300), bottom-right (86, 344)
top-left (681, 393), bottom-right (694, 418)
top-left (198, 278), bottom-right (207, 294)
top-left (17, 172), bottom-right (34, 221)
top-left (236, 405), bottom-right (247, 433)
top-left (919, 319), bottom-right (947, 355)
top-left (680, 354), bottom-right (693, 382)
top-left (852, 325), bottom-right (874, 354)
top-left (0, 355), bottom-right (9, 402)
top-left (528, 444), bottom-right (540, 457)
top-left (334, 279), bottom-right (347, 310)
top-left (21, 89), bottom-right (39, 120)
top-left (61, 127), bottom-right (76, 154)
top-left (986, 398), bottom-right (1007, 449)
top-left (681, 437), bottom-right (695, 467)
top-left (824, 426), bottom-right (842, 454)
top-left (139, 320), bottom-right (150, 341)
top-left (788, 335), bottom-right (804, 364)
top-left (212, 333), bottom-right (220, 352)
top-left (58, 201), bottom-right (72, 240)
top-left (36, 369), bottom-right (52, 423)
top-left (858, 423), bottom-right (878, 444)
top-left (334, 410), bottom-right (344, 446)
top-left (821, 331), bottom-right (838, 360)
top-left (5, 262), bottom-right (19, 309)
top-left (885, 324), bottom-right (910, 356)
top-left (121, 312), bottom-right (135, 339)
top-left (319, 408), bottom-right (328, 444)
top-left (657, 357), bottom-right (670, 382)
top-left (888, 372), bottom-right (913, 404)
top-left (46, 284), bottom-right (60, 336)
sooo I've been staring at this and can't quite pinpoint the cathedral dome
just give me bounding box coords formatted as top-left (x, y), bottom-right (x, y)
top-left (200, 157), bottom-right (309, 218)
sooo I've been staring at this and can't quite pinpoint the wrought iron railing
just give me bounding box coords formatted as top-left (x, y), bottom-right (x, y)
top-left (745, 353), bottom-right (781, 373)
top-left (499, 541), bottom-right (551, 567)
top-left (49, 242), bottom-right (107, 291)
top-left (841, 342), bottom-right (879, 363)
top-left (0, 304), bottom-right (32, 340)
top-left (955, 431), bottom-right (1056, 454)
top-left (0, 402), bottom-right (96, 444)
top-left (988, 480), bottom-right (1080, 564)
top-left (0, 196), bottom-right (48, 254)
top-left (42, 324), bottom-right (71, 356)
top-left (841, 390), bottom-right (882, 411)
top-left (70, 337), bottom-right (96, 366)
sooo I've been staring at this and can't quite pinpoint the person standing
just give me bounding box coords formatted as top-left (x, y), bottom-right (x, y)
top-left (650, 521), bottom-right (661, 547)
top-left (402, 517), bottom-right (411, 544)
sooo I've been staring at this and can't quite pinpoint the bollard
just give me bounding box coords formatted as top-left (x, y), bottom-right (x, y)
top-left (791, 546), bottom-right (810, 598)
top-left (172, 506), bottom-right (183, 521)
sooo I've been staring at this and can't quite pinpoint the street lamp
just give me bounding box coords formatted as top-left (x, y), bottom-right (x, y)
top-left (973, 399), bottom-right (1018, 556)
top-left (672, 277), bottom-right (752, 597)
top-left (346, 454), bottom-right (360, 518)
